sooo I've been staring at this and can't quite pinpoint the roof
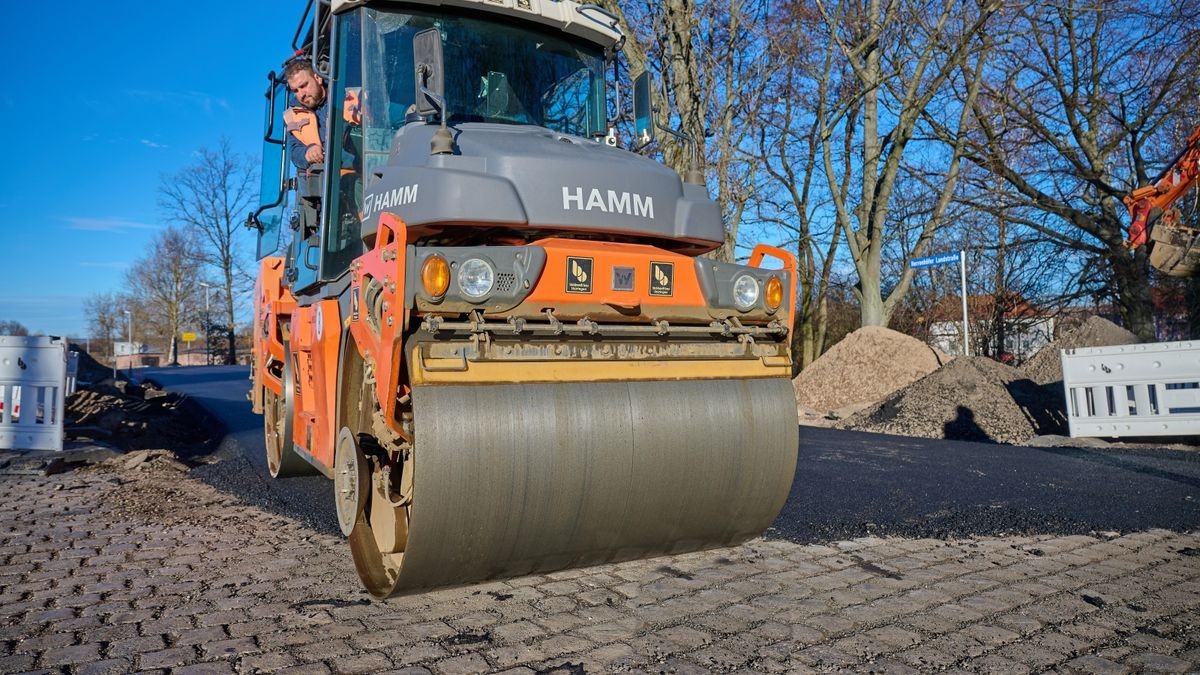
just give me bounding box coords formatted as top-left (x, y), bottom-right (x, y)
top-left (330, 0), bottom-right (624, 50)
top-left (926, 293), bottom-right (1051, 322)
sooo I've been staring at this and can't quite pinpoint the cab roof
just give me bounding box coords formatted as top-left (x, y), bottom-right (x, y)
top-left (330, 0), bottom-right (623, 51)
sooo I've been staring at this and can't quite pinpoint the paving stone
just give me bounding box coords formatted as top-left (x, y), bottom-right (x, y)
top-left (203, 637), bottom-right (258, 659)
top-left (1122, 652), bottom-right (1192, 673)
top-left (174, 662), bottom-right (236, 675)
top-left (1062, 654), bottom-right (1129, 674)
top-left (431, 652), bottom-right (492, 674)
top-left (74, 658), bottom-right (132, 675)
top-left (139, 645), bottom-right (199, 669)
top-left (328, 651), bottom-right (395, 673)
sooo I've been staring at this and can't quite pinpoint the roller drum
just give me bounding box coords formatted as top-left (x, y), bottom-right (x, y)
top-left (367, 377), bottom-right (797, 594)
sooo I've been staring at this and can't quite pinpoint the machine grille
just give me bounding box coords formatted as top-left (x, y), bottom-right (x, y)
top-left (495, 273), bottom-right (517, 293)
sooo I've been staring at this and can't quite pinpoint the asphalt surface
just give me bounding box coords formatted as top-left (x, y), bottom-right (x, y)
top-left (140, 365), bottom-right (1200, 544)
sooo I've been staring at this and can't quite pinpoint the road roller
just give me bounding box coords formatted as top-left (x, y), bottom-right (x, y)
top-left (247, 0), bottom-right (798, 597)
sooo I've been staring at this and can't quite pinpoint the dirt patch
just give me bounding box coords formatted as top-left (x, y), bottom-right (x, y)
top-left (839, 356), bottom-right (1066, 444)
top-left (65, 382), bottom-right (220, 457)
top-left (793, 326), bottom-right (952, 413)
top-left (67, 343), bottom-right (119, 385)
top-left (1021, 316), bottom-right (1139, 386)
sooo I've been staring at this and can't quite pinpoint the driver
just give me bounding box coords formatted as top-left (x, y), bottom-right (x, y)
top-left (283, 60), bottom-right (328, 172)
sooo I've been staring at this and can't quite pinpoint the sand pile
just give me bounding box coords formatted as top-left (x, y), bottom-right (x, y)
top-left (792, 326), bottom-right (951, 413)
top-left (838, 356), bottom-right (1065, 444)
top-left (1021, 316), bottom-right (1139, 385)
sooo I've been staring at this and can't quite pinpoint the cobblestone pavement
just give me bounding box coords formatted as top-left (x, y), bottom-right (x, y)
top-left (1, 458), bottom-right (1198, 674)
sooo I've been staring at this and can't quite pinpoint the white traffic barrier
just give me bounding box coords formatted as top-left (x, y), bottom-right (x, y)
top-left (1062, 340), bottom-right (1200, 438)
top-left (0, 336), bottom-right (68, 451)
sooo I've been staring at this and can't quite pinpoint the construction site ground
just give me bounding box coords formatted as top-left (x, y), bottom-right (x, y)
top-left (0, 365), bottom-right (1198, 673)
top-left (2, 450), bottom-right (1198, 674)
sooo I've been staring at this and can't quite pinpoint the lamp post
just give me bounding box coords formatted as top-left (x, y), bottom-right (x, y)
top-left (123, 310), bottom-right (132, 378)
top-left (199, 282), bottom-right (212, 366)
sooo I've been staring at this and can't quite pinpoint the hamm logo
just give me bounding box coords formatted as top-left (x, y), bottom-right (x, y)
top-left (562, 187), bottom-right (654, 219)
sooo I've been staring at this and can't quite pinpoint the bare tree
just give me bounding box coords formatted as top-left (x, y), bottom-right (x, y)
top-left (0, 320), bottom-right (30, 336)
top-left (159, 137), bottom-right (257, 364)
top-left (124, 227), bottom-right (203, 366)
top-left (749, 0), bottom-right (844, 370)
top-left (83, 292), bottom-right (124, 363)
top-left (949, 0), bottom-right (1200, 340)
top-left (812, 0), bottom-right (997, 327)
top-left (602, 1), bottom-right (779, 261)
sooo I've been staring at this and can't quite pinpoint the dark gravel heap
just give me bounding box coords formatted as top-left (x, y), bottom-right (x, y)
top-left (1021, 316), bottom-right (1139, 386)
top-left (65, 384), bottom-right (219, 455)
top-left (67, 343), bottom-right (118, 385)
top-left (838, 356), bottom-right (1066, 444)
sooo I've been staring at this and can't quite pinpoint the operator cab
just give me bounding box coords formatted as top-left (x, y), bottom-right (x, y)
top-left (251, 2), bottom-right (618, 297)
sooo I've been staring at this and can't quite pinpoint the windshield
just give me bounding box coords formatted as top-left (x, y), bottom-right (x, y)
top-left (361, 8), bottom-right (607, 140)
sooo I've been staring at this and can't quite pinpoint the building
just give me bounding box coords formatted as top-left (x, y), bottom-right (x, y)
top-left (927, 294), bottom-right (1055, 362)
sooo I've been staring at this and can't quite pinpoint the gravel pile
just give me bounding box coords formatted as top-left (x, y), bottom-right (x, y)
top-left (838, 356), bottom-right (1065, 444)
top-left (792, 326), bottom-right (951, 413)
top-left (1021, 316), bottom-right (1139, 385)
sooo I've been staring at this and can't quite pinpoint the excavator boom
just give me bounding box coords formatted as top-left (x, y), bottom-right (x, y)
top-left (1125, 126), bottom-right (1200, 277)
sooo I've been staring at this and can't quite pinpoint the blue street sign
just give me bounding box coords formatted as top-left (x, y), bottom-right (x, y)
top-left (911, 251), bottom-right (962, 269)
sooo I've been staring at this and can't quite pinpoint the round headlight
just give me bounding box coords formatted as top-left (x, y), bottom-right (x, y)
top-left (458, 258), bottom-right (495, 299)
top-left (421, 255), bottom-right (450, 298)
top-left (733, 274), bottom-right (760, 311)
top-left (765, 275), bottom-right (783, 312)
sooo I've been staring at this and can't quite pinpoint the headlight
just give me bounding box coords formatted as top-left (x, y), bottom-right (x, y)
top-left (421, 255), bottom-right (450, 298)
top-left (764, 275), bottom-right (783, 312)
top-left (733, 274), bottom-right (760, 310)
top-left (457, 258), bottom-right (495, 299)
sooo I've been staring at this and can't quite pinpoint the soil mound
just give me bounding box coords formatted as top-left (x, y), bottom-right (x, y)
top-left (839, 356), bottom-right (1065, 444)
top-left (67, 343), bottom-right (114, 385)
top-left (66, 385), bottom-right (219, 455)
top-left (792, 326), bottom-right (951, 413)
top-left (1021, 316), bottom-right (1139, 385)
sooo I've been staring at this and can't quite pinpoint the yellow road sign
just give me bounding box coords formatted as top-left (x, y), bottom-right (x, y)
top-left (182, 332), bottom-right (197, 343)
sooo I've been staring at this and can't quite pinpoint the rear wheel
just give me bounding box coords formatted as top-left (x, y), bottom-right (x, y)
top-left (264, 344), bottom-right (316, 477)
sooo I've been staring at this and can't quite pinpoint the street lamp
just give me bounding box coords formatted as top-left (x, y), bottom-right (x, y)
top-left (123, 309), bottom-right (132, 378)
top-left (199, 282), bottom-right (212, 366)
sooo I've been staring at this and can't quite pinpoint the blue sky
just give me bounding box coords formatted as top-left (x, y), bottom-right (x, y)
top-left (0, 2), bottom-right (296, 337)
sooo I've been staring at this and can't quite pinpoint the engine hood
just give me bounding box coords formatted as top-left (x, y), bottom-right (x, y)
top-left (359, 123), bottom-right (724, 252)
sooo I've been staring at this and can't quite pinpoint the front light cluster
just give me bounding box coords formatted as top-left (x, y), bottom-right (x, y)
top-left (733, 275), bottom-right (760, 310)
top-left (420, 254), bottom-right (496, 300)
top-left (732, 273), bottom-right (784, 313)
top-left (457, 258), bottom-right (495, 298)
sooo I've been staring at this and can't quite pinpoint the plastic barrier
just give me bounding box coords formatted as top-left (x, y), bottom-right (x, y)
top-left (1062, 340), bottom-right (1200, 438)
top-left (0, 336), bottom-right (67, 451)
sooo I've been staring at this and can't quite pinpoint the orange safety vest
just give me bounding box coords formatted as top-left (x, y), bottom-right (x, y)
top-left (283, 107), bottom-right (322, 151)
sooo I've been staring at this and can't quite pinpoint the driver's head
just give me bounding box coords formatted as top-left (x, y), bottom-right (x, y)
top-left (284, 60), bottom-right (326, 110)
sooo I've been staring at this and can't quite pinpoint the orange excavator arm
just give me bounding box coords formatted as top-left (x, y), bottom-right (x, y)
top-left (1125, 126), bottom-right (1200, 249)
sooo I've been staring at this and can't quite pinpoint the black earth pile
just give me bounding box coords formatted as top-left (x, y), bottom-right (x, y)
top-left (1020, 316), bottom-right (1139, 386)
top-left (838, 356), bottom-right (1066, 444)
top-left (65, 381), bottom-right (220, 456)
top-left (67, 343), bottom-right (117, 385)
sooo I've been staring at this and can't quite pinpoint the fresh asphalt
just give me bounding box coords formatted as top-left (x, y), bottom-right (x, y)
top-left (140, 366), bottom-right (1200, 543)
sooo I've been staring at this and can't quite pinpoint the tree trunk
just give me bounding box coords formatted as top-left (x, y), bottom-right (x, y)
top-left (856, 271), bottom-right (886, 327)
top-left (1110, 246), bottom-right (1155, 341)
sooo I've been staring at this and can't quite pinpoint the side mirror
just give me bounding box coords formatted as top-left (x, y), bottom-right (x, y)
top-left (633, 71), bottom-right (656, 146)
top-left (413, 28), bottom-right (445, 116)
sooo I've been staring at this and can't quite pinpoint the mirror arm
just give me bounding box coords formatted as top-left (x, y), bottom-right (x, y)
top-left (655, 124), bottom-right (704, 185)
top-left (418, 66), bottom-right (455, 156)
